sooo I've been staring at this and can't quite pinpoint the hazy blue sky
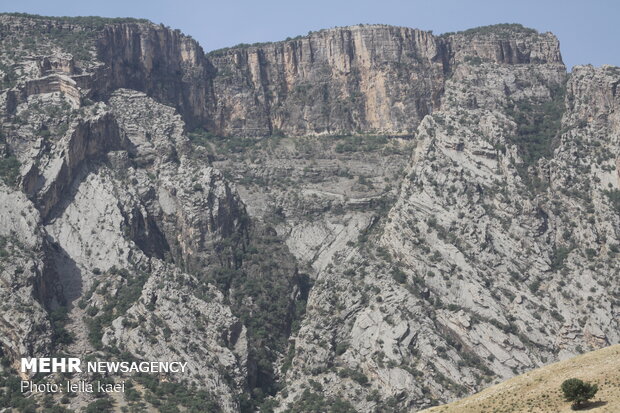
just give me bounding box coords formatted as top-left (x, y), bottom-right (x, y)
top-left (1, 0), bottom-right (617, 69)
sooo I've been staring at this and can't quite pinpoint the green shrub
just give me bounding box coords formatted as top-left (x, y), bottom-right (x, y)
top-left (391, 268), bottom-right (407, 284)
top-left (603, 189), bottom-right (620, 214)
top-left (334, 135), bottom-right (388, 153)
top-left (443, 23), bottom-right (538, 38)
top-left (551, 245), bottom-right (573, 271)
top-left (338, 367), bottom-right (369, 386)
top-left (464, 56), bottom-right (483, 65)
top-left (0, 156), bottom-right (20, 187)
top-left (282, 389), bottom-right (356, 413)
top-left (335, 341), bottom-right (349, 356)
top-left (561, 378), bottom-right (598, 409)
top-left (50, 306), bottom-right (74, 346)
top-left (84, 398), bottom-right (113, 413)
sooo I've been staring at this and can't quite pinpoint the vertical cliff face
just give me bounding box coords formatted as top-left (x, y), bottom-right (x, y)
top-left (95, 22), bottom-right (564, 138)
top-left (0, 17), bottom-right (565, 139)
top-left (207, 24), bottom-right (564, 137)
top-left (443, 25), bottom-right (563, 65)
top-left (209, 25), bottom-right (445, 136)
top-left (96, 23), bottom-right (214, 128)
top-left (23, 112), bottom-right (124, 220)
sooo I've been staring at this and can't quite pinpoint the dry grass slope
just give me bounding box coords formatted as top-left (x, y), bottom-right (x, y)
top-left (420, 344), bottom-right (620, 413)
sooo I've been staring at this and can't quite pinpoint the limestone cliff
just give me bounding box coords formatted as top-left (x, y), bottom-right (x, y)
top-left (96, 23), bottom-right (214, 127)
top-left (1, 16), bottom-right (563, 139)
top-left (208, 25), bottom-right (445, 136)
top-left (208, 24), bottom-right (563, 137)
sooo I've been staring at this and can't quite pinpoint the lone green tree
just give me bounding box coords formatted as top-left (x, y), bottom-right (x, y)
top-left (561, 378), bottom-right (598, 409)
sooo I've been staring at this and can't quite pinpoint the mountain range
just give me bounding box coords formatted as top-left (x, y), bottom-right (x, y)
top-left (0, 13), bottom-right (618, 412)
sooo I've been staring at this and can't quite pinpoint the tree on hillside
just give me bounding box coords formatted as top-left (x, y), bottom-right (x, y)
top-left (561, 378), bottom-right (598, 409)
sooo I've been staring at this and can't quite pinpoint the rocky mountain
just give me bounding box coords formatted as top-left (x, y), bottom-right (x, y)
top-left (0, 13), bottom-right (618, 413)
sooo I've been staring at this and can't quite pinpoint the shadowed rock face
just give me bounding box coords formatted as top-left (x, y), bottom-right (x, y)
top-left (0, 186), bottom-right (55, 368)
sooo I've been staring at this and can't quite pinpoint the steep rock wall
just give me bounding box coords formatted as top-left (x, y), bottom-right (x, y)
top-left (208, 24), bottom-right (564, 137)
top-left (88, 22), bottom-right (565, 137)
top-left (96, 23), bottom-right (214, 127)
top-left (209, 25), bottom-right (445, 136)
